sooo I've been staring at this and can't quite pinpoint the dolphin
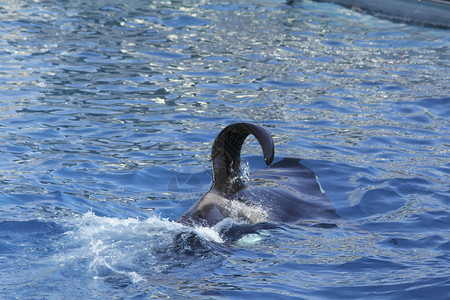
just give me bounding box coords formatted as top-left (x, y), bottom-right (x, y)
top-left (177, 122), bottom-right (339, 227)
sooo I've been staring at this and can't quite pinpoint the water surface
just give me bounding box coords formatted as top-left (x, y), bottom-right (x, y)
top-left (0, 0), bottom-right (449, 298)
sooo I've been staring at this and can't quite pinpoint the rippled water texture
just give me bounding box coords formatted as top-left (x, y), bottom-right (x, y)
top-left (0, 0), bottom-right (449, 299)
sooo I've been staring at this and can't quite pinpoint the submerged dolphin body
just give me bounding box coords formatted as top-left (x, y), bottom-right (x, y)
top-left (177, 123), bottom-right (339, 227)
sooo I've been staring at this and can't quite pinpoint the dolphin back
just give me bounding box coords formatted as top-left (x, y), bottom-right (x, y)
top-left (176, 123), bottom-right (340, 228)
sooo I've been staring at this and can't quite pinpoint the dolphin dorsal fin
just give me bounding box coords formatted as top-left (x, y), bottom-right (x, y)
top-left (210, 123), bottom-right (274, 196)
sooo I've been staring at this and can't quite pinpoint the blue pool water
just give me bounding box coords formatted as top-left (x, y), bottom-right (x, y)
top-left (0, 0), bottom-right (449, 298)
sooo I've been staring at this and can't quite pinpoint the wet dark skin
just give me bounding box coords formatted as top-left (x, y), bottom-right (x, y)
top-left (177, 123), bottom-right (339, 227)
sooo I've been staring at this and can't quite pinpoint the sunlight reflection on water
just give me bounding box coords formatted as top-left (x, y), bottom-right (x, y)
top-left (0, 0), bottom-right (449, 298)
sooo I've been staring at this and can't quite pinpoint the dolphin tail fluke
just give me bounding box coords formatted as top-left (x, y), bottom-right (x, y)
top-left (211, 122), bottom-right (274, 195)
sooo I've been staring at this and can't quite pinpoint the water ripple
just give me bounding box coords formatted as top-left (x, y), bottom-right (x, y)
top-left (0, 0), bottom-right (449, 298)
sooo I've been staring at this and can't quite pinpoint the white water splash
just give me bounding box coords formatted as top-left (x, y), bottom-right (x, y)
top-left (193, 225), bottom-right (224, 243)
top-left (226, 199), bottom-right (269, 224)
top-left (54, 211), bottom-right (224, 284)
top-left (240, 160), bottom-right (251, 183)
